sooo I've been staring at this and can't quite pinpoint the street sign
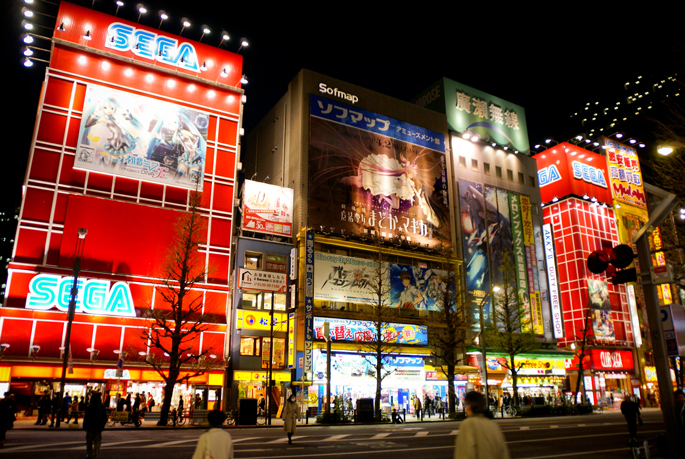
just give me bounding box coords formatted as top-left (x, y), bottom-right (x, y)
top-left (659, 304), bottom-right (685, 357)
top-left (650, 265), bottom-right (674, 284)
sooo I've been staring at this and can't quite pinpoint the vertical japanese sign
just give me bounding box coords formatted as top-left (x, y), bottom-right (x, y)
top-left (543, 223), bottom-right (564, 338)
top-left (288, 312), bottom-right (295, 368)
top-left (304, 231), bottom-right (314, 378)
top-left (603, 137), bottom-right (646, 209)
top-left (509, 192), bottom-right (531, 328)
top-left (520, 196), bottom-right (543, 334)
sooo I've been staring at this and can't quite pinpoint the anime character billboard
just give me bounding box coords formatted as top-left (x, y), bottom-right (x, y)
top-left (76, 84), bottom-right (209, 190)
top-left (387, 263), bottom-right (449, 312)
top-left (588, 279), bottom-right (615, 341)
top-left (309, 95), bottom-right (451, 249)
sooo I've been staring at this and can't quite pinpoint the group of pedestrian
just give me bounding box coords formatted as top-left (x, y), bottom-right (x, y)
top-left (0, 392), bottom-right (17, 447)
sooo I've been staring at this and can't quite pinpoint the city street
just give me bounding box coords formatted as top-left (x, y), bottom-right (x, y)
top-left (1, 409), bottom-right (667, 459)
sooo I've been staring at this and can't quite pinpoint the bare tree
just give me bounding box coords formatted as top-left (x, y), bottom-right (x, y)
top-left (357, 236), bottom-right (400, 422)
top-left (139, 182), bottom-right (213, 425)
top-left (484, 252), bottom-right (540, 407)
top-left (429, 249), bottom-right (471, 416)
top-left (571, 304), bottom-right (593, 405)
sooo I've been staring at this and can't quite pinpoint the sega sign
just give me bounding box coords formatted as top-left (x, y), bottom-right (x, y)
top-left (535, 143), bottom-right (613, 204)
top-left (26, 274), bottom-right (136, 317)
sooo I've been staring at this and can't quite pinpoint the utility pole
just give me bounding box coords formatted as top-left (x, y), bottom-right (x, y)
top-left (632, 193), bottom-right (680, 458)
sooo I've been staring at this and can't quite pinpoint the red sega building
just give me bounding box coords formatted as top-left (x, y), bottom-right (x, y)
top-left (0, 3), bottom-right (242, 410)
top-left (535, 143), bottom-right (640, 404)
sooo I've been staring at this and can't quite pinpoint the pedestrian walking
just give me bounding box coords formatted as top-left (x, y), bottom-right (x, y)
top-left (49, 392), bottom-right (61, 427)
top-left (620, 395), bottom-right (641, 445)
top-left (434, 396), bottom-right (443, 419)
top-left (0, 392), bottom-right (16, 447)
top-left (83, 393), bottom-right (108, 459)
top-left (36, 391), bottom-right (51, 425)
top-left (281, 394), bottom-right (300, 444)
top-left (67, 396), bottom-right (80, 424)
top-left (454, 391), bottom-right (510, 459)
top-left (192, 410), bottom-right (233, 459)
top-left (413, 396), bottom-right (422, 420)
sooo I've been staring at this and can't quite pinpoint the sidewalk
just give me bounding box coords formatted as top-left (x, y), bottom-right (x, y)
top-left (11, 411), bottom-right (456, 430)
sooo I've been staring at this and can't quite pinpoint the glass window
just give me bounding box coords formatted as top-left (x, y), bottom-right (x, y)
top-left (471, 159), bottom-right (479, 171)
top-left (484, 163), bottom-right (490, 175)
top-left (242, 292), bottom-right (261, 309)
top-left (529, 175), bottom-right (535, 187)
top-left (265, 253), bottom-right (287, 273)
top-left (518, 172), bottom-right (525, 184)
top-left (261, 337), bottom-right (286, 370)
top-left (459, 156), bottom-right (466, 168)
top-left (274, 293), bottom-right (286, 311)
top-left (240, 337), bottom-right (260, 356)
top-left (496, 166), bottom-right (502, 178)
top-left (507, 169), bottom-right (514, 181)
top-left (245, 252), bottom-right (262, 269)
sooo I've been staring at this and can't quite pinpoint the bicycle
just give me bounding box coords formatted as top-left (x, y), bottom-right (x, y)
top-left (256, 407), bottom-right (266, 425)
top-left (167, 408), bottom-right (187, 426)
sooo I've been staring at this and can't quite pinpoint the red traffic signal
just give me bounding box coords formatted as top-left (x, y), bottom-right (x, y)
top-left (587, 244), bottom-right (637, 285)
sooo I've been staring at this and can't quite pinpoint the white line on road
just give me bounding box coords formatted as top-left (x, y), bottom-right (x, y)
top-left (517, 447), bottom-right (630, 458)
top-left (141, 439), bottom-right (198, 448)
top-left (369, 433), bottom-right (391, 439)
top-left (322, 435), bottom-right (350, 441)
top-left (234, 445), bottom-right (451, 459)
top-left (577, 424), bottom-right (586, 427)
top-left (414, 431), bottom-right (429, 437)
top-left (0, 441), bottom-right (85, 452)
top-left (520, 426), bottom-right (530, 430)
top-left (266, 436), bottom-right (305, 443)
top-left (449, 430), bottom-right (459, 435)
top-left (549, 425), bottom-right (559, 429)
top-left (232, 437), bottom-right (261, 443)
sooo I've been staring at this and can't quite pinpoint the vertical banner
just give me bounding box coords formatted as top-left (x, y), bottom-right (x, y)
top-left (458, 180), bottom-right (491, 327)
top-left (520, 196), bottom-right (543, 334)
top-left (304, 231), bottom-right (315, 378)
top-left (587, 279), bottom-right (615, 341)
top-left (508, 192), bottom-right (531, 329)
top-left (543, 223), bottom-right (564, 338)
top-left (288, 312), bottom-right (295, 368)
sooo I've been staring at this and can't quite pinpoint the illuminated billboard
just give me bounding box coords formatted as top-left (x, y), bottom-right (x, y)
top-left (241, 180), bottom-right (293, 236)
top-left (76, 84), bottom-right (208, 190)
top-left (602, 137), bottom-right (647, 209)
top-left (308, 94), bottom-right (451, 249)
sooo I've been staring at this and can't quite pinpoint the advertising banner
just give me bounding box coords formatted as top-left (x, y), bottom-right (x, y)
top-left (542, 224), bottom-right (564, 338)
top-left (313, 253), bottom-right (448, 311)
top-left (312, 316), bottom-right (428, 345)
top-left (237, 269), bottom-right (287, 293)
top-left (76, 84), bottom-right (208, 190)
top-left (521, 196), bottom-right (543, 334)
top-left (509, 192), bottom-right (531, 327)
top-left (241, 180), bottom-right (294, 237)
top-left (603, 137), bottom-right (647, 209)
top-left (459, 180), bottom-right (491, 326)
top-left (309, 94), bottom-right (450, 249)
top-left (311, 350), bottom-right (425, 383)
top-left (485, 186), bottom-right (513, 288)
top-left (587, 279), bottom-right (615, 341)
top-left (589, 349), bottom-right (634, 371)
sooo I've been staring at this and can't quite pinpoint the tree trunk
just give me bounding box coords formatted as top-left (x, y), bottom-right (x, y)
top-left (158, 365), bottom-right (180, 426)
top-left (375, 350), bottom-right (382, 422)
top-left (574, 364), bottom-right (584, 405)
top-left (510, 356), bottom-right (519, 407)
top-left (447, 363), bottom-right (456, 415)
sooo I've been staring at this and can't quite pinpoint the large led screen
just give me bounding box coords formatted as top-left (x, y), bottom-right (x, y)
top-left (75, 84), bottom-right (209, 190)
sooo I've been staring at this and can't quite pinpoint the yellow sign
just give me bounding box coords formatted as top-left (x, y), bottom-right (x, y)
top-left (603, 137), bottom-right (647, 209)
top-left (237, 309), bottom-right (287, 332)
top-left (233, 370), bottom-right (291, 382)
top-left (644, 366), bottom-right (657, 382)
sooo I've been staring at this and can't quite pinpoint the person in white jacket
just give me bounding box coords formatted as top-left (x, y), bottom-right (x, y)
top-left (454, 391), bottom-right (510, 459)
top-left (192, 410), bottom-right (233, 459)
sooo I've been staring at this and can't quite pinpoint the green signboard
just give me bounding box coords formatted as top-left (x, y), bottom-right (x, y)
top-left (414, 78), bottom-right (529, 154)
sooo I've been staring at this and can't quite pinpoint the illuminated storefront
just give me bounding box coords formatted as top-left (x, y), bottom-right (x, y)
top-left (0, 2), bottom-right (242, 410)
top-left (566, 349), bottom-right (637, 405)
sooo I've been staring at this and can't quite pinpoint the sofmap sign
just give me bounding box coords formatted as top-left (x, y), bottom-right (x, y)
top-left (26, 274), bottom-right (136, 317)
top-left (543, 224), bottom-right (564, 338)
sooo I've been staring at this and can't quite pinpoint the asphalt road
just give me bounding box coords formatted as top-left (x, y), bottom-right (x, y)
top-left (1, 409), bottom-right (667, 459)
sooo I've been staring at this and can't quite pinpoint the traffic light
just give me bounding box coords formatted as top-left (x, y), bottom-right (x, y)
top-left (586, 244), bottom-right (637, 285)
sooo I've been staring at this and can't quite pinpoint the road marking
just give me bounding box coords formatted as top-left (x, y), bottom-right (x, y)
top-left (266, 436), bottom-right (305, 443)
top-left (414, 431), bottom-right (429, 437)
top-left (449, 430), bottom-right (459, 435)
top-left (577, 424), bottom-right (586, 427)
top-left (141, 439), bottom-right (197, 448)
top-left (0, 441), bottom-right (84, 452)
top-left (520, 426), bottom-right (530, 430)
top-left (519, 447), bottom-right (631, 458)
top-left (232, 437), bottom-right (261, 443)
top-left (322, 435), bottom-right (350, 441)
top-left (549, 425), bottom-right (559, 429)
top-left (237, 445), bottom-right (452, 459)
top-left (369, 433), bottom-right (391, 439)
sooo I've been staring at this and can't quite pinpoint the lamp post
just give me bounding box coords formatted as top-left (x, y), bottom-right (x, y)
top-left (56, 228), bottom-right (87, 428)
top-left (477, 286), bottom-right (500, 404)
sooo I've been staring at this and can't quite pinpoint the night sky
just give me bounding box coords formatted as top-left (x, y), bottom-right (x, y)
top-left (4, 0), bottom-right (685, 209)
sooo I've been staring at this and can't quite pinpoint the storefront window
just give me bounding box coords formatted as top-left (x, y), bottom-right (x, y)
top-left (242, 292), bottom-right (285, 310)
top-left (245, 252), bottom-right (262, 269)
top-left (240, 337), bottom-right (260, 356)
top-left (242, 292), bottom-right (262, 309)
top-left (261, 337), bottom-right (285, 369)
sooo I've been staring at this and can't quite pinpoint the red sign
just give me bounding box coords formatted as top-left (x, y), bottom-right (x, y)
top-left (590, 349), bottom-right (634, 371)
top-left (535, 143), bottom-right (613, 205)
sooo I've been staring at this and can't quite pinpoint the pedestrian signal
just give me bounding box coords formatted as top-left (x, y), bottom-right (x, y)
top-left (586, 244), bottom-right (637, 285)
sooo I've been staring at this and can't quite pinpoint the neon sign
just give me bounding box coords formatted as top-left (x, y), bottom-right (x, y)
top-left (571, 161), bottom-right (608, 188)
top-left (105, 23), bottom-right (200, 72)
top-left (26, 274), bottom-right (136, 317)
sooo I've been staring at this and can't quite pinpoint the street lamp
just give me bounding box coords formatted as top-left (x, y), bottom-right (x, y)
top-left (56, 228), bottom-right (87, 428)
top-left (478, 286), bottom-right (500, 405)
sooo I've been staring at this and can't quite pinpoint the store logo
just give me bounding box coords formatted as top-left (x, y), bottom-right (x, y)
top-left (105, 23), bottom-right (200, 72)
top-left (245, 315), bottom-right (256, 325)
top-left (537, 165), bottom-right (562, 187)
top-left (318, 83), bottom-right (358, 104)
top-left (599, 351), bottom-right (623, 369)
top-left (571, 161), bottom-right (608, 188)
top-left (26, 274), bottom-right (136, 317)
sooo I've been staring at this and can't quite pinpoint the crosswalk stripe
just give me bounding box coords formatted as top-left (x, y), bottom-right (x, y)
top-left (449, 430), bottom-right (459, 435)
top-left (232, 437), bottom-right (261, 443)
top-left (322, 435), bottom-right (350, 441)
top-left (141, 439), bottom-right (197, 448)
top-left (549, 425), bottom-right (559, 429)
top-left (370, 433), bottom-right (391, 439)
top-left (414, 431), bottom-right (429, 437)
top-left (520, 426), bottom-right (530, 430)
top-left (266, 436), bottom-right (305, 443)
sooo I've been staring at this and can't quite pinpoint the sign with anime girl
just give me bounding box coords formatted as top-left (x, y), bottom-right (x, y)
top-left (309, 95), bottom-right (450, 248)
top-left (75, 84), bottom-right (209, 190)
